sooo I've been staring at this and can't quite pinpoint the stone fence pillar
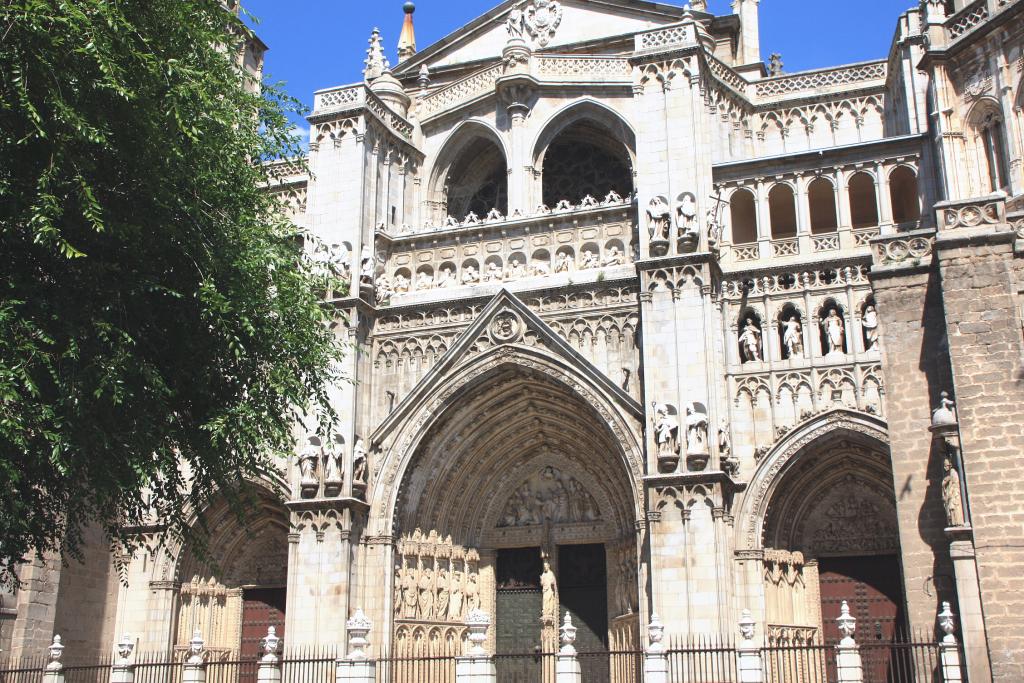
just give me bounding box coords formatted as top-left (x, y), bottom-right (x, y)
top-left (256, 627), bottom-right (281, 683)
top-left (336, 609), bottom-right (375, 683)
top-left (555, 613), bottom-right (581, 683)
top-left (642, 614), bottom-right (669, 683)
top-left (455, 609), bottom-right (495, 683)
top-left (736, 610), bottom-right (764, 683)
top-left (110, 635), bottom-right (135, 683)
top-left (41, 636), bottom-right (64, 683)
top-left (834, 602), bottom-right (863, 683)
top-left (182, 630), bottom-right (206, 683)
top-left (937, 602), bottom-right (964, 683)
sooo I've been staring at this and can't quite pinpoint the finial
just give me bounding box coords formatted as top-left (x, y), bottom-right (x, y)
top-left (364, 28), bottom-right (390, 81)
top-left (932, 391), bottom-right (957, 427)
top-left (47, 635), bottom-right (64, 670)
top-left (397, 3), bottom-right (417, 62)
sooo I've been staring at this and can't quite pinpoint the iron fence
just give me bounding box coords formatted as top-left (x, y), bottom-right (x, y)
top-left (665, 634), bottom-right (739, 682)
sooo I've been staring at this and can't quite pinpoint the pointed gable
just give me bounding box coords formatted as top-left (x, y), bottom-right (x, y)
top-left (372, 289), bottom-right (642, 443)
top-left (396, 0), bottom-right (686, 75)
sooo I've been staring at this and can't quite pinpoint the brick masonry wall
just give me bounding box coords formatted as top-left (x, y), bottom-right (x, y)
top-left (52, 523), bottom-right (119, 662)
top-left (936, 234), bottom-right (1024, 680)
top-left (869, 264), bottom-right (956, 633)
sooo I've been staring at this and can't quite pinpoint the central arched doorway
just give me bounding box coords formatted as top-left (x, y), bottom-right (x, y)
top-left (388, 358), bottom-right (642, 680)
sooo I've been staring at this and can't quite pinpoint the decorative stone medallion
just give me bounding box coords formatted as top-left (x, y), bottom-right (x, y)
top-left (489, 310), bottom-right (523, 344)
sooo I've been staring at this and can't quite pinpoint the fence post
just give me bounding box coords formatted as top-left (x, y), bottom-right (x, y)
top-left (937, 602), bottom-right (964, 683)
top-left (336, 609), bottom-right (375, 683)
top-left (183, 630), bottom-right (207, 683)
top-left (834, 601), bottom-right (863, 683)
top-left (736, 609), bottom-right (764, 683)
top-left (555, 613), bottom-right (581, 683)
top-left (256, 627), bottom-right (281, 683)
top-left (41, 636), bottom-right (64, 683)
top-left (110, 635), bottom-right (135, 683)
top-left (455, 608), bottom-right (495, 683)
top-left (643, 613), bottom-right (668, 683)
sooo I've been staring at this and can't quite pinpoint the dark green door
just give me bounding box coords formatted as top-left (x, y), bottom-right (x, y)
top-left (558, 544), bottom-right (609, 681)
top-left (495, 547), bottom-right (543, 682)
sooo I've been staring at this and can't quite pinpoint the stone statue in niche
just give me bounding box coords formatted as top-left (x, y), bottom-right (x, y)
top-left (781, 316), bottom-right (804, 358)
top-left (942, 457), bottom-right (965, 527)
top-left (298, 437), bottom-right (320, 496)
top-left (484, 261), bottom-right (503, 282)
top-left (507, 257), bottom-right (527, 279)
top-left (685, 403), bottom-right (709, 465)
top-left (401, 565), bottom-right (418, 619)
top-left (417, 565), bottom-right (435, 620)
top-left (374, 273), bottom-right (393, 304)
top-left (580, 249), bottom-right (599, 269)
top-left (540, 558), bottom-right (558, 621)
top-left (676, 193), bottom-right (698, 232)
top-left (496, 466), bottom-right (600, 527)
top-left (435, 567), bottom-right (450, 621)
top-left (359, 247), bottom-right (374, 287)
top-left (739, 318), bottom-right (763, 362)
top-left (719, 420), bottom-right (739, 476)
top-left (352, 438), bottom-right (368, 497)
top-left (651, 402), bottom-right (680, 464)
top-left (862, 304), bottom-right (879, 350)
top-left (437, 266), bottom-right (456, 288)
top-left (448, 571), bottom-right (464, 620)
top-left (323, 435), bottom-right (344, 496)
top-left (415, 270), bottom-right (433, 291)
top-left (602, 246), bottom-right (625, 266)
top-left (647, 197), bottom-right (672, 242)
top-left (821, 308), bottom-right (845, 354)
top-left (532, 260), bottom-right (549, 276)
top-left (554, 252), bottom-right (573, 273)
top-left (393, 273), bottom-right (410, 293)
top-left (465, 571), bottom-right (480, 612)
top-left (462, 265), bottom-right (480, 284)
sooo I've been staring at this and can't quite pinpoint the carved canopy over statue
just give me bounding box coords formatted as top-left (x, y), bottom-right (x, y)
top-left (497, 466), bottom-right (601, 527)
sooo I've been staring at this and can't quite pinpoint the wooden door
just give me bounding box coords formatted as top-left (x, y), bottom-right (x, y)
top-left (240, 588), bottom-right (287, 660)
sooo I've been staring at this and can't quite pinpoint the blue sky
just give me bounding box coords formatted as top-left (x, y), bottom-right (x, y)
top-left (243, 0), bottom-right (915, 136)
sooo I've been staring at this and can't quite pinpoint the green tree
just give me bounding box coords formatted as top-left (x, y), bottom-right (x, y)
top-left (0, 0), bottom-right (343, 588)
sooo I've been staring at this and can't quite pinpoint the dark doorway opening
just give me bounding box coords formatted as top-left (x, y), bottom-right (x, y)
top-left (240, 587), bottom-right (286, 675)
top-left (496, 547), bottom-right (543, 680)
top-left (559, 544), bottom-right (608, 680)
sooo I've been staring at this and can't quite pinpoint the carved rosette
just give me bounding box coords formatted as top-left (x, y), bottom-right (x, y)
top-left (489, 310), bottom-right (524, 344)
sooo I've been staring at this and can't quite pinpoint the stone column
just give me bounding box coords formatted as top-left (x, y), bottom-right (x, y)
top-left (256, 627), bottom-right (281, 683)
top-left (834, 602), bottom-right (863, 683)
top-left (182, 630), bottom-right (206, 683)
top-left (109, 635), bottom-right (135, 683)
top-left (937, 602), bottom-right (964, 683)
top-left (455, 609), bottom-right (495, 683)
top-left (736, 610), bottom-right (763, 683)
top-left (642, 615), bottom-right (669, 683)
top-left (336, 609), bottom-right (375, 683)
top-left (41, 636), bottom-right (64, 683)
top-left (554, 614), bottom-right (580, 683)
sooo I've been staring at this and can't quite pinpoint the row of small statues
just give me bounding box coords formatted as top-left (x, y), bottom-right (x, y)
top-left (373, 248), bottom-right (627, 302)
top-left (297, 435), bottom-right (368, 497)
top-left (738, 305), bottom-right (879, 363)
top-left (383, 191), bottom-right (630, 235)
top-left (395, 563), bottom-right (482, 623)
top-left (651, 402), bottom-right (709, 458)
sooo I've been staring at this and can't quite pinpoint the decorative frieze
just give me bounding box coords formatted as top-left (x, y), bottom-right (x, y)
top-left (871, 231), bottom-right (934, 266)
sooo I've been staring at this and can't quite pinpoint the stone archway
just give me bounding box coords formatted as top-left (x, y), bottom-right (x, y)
top-left (384, 357), bottom-right (643, 674)
top-left (736, 411), bottom-right (904, 652)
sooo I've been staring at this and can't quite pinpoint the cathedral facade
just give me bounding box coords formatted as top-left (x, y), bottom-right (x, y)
top-left (5, 0), bottom-right (1024, 680)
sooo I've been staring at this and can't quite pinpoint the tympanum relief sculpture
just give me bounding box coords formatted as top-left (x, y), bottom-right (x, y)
top-left (497, 466), bottom-right (601, 527)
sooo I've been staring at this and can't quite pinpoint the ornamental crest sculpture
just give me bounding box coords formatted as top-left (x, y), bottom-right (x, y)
top-left (523, 0), bottom-right (562, 47)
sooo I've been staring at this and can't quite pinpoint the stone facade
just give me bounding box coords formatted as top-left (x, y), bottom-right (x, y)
top-left (6, 0), bottom-right (1024, 679)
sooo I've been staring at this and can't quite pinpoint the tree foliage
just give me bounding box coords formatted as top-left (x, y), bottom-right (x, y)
top-left (0, 0), bottom-right (343, 588)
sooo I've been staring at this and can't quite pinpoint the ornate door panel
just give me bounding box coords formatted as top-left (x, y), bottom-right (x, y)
top-left (496, 547), bottom-right (543, 681)
top-left (819, 555), bottom-right (905, 680)
top-left (240, 588), bottom-right (286, 660)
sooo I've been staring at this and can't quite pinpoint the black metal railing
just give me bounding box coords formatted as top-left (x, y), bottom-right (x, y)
top-left (666, 634), bottom-right (739, 682)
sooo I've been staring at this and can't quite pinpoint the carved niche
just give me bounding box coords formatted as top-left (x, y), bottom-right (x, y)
top-left (394, 528), bottom-right (481, 624)
top-left (497, 466), bottom-right (601, 527)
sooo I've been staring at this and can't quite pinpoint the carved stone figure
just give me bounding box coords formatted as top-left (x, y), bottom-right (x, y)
top-left (352, 438), bottom-right (368, 494)
top-left (323, 435), bottom-right (344, 493)
top-left (862, 305), bottom-right (879, 350)
top-left (484, 261), bottom-right (503, 282)
top-left (580, 249), bottom-right (599, 269)
top-left (374, 273), bottom-right (393, 304)
top-left (782, 316), bottom-right (803, 358)
top-left (647, 197), bottom-right (672, 241)
top-left (942, 457), bottom-right (965, 527)
top-left (677, 193), bottom-right (697, 232)
top-left (821, 308), bottom-right (845, 354)
top-left (417, 566), bottom-right (434, 620)
top-left (393, 273), bottom-right (410, 293)
top-left (651, 403), bottom-right (680, 460)
top-left (299, 438), bottom-right (320, 488)
top-left (507, 257), bottom-right (527, 279)
top-left (540, 559), bottom-right (558, 620)
top-left (415, 270), bottom-right (434, 290)
top-left (497, 466), bottom-right (599, 527)
top-left (685, 403), bottom-right (709, 455)
top-left (359, 247), bottom-right (374, 287)
top-left (532, 260), bottom-right (549, 276)
top-left (554, 252), bottom-right (573, 273)
top-left (402, 566), bottom-right (418, 619)
top-left (739, 318), bottom-right (762, 362)
top-left (435, 568), bottom-right (450, 621)
top-left (602, 246), bottom-right (625, 266)
top-left (462, 265), bottom-right (480, 284)
top-left (448, 571), bottom-right (464, 620)
top-left (437, 266), bottom-right (456, 288)
top-left (465, 572), bottom-right (480, 612)
top-left (505, 8), bottom-right (524, 39)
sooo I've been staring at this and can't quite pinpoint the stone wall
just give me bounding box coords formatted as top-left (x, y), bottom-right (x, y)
top-left (52, 524), bottom-right (119, 662)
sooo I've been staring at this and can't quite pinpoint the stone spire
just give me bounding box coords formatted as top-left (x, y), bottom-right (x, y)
top-left (363, 28), bottom-right (389, 82)
top-left (397, 2), bottom-right (417, 62)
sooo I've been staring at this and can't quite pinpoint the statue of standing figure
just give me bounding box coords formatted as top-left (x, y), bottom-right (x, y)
top-left (505, 8), bottom-right (524, 39)
top-left (781, 316), bottom-right (803, 358)
top-left (540, 559), bottom-right (558, 621)
top-left (685, 403), bottom-right (709, 454)
top-left (821, 308), bottom-right (846, 354)
top-left (862, 304), bottom-right (879, 350)
top-left (739, 318), bottom-right (762, 362)
top-left (942, 457), bottom-right (965, 527)
top-left (651, 403), bottom-right (679, 458)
